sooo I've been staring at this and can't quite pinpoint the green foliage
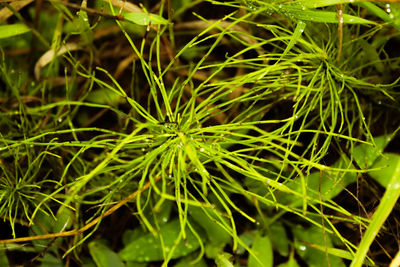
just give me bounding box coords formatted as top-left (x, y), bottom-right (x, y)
top-left (123, 12), bottom-right (169, 26)
top-left (0, 0), bottom-right (399, 266)
top-left (119, 219), bottom-right (202, 262)
top-left (248, 234), bottom-right (273, 267)
top-left (0, 24), bottom-right (31, 39)
top-left (89, 240), bottom-right (124, 267)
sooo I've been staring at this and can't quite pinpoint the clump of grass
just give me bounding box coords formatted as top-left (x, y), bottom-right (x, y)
top-left (1, 0), bottom-right (400, 266)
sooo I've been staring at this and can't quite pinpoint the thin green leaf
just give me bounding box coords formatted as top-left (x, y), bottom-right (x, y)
top-left (301, 0), bottom-right (368, 9)
top-left (281, 6), bottom-right (376, 24)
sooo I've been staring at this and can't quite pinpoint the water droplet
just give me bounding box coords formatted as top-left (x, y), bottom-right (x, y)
top-left (299, 244), bottom-right (307, 251)
top-left (378, 101), bottom-right (382, 105)
top-left (162, 217), bottom-right (168, 222)
top-left (199, 147), bottom-right (205, 152)
top-left (392, 183), bottom-right (400, 190)
top-left (168, 174), bottom-right (172, 178)
top-left (58, 118), bottom-right (62, 123)
top-left (141, 148), bottom-right (146, 152)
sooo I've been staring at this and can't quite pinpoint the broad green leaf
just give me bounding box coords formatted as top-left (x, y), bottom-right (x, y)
top-left (174, 253), bottom-right (207, 267)
top-left (236, 231), bottom-right (254, 255)
top-left (0, 250), bottom-right (9, 266)
top-left (280, 135), bottom-right (392, 204)
top-left (123, 12), bottom-right (168, 26)
top-left (39, 254), bottom-right (64, 267)
top-left (352, 135), bottom-right (389, 169)
top-left (88, 240), bottom-right (124, 267)
top-left (248, 234), bottom-right (273, 267)
top-left (125, 262), bottom-right (146, 267)
top-left (215, 252), bottom-right (234, 267)
top-left (205, 242), bottom-right (226, 259)
top-left (86, 88), bottom-right (121, 105)
top-left (369, 153), bottom-right (400, 188)
top-left (30, 209), bottom-right (71, 249)
top-left (53, 207), bottom-right (73, 233)
top-left (277, 256), bottom-right (300, 267)
top-left (118, 219), bottom-right (202, 262)
top-left (0, 24), bottom-right (30, 39)
top-left (269, 222), bottom-right (289, 257)
top-left (189, 206), bottom-right (231, 246)
top-left (292, 225), bottom-right (345, 267)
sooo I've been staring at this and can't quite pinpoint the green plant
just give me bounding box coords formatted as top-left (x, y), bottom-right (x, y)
top-left (1, 0), bottom-right (400, 266)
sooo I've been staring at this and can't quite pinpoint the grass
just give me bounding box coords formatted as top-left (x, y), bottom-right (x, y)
top-left (1, 0), bottom-right (400, 266)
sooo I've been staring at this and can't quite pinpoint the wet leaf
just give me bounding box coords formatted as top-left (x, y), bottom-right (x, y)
top-left (88, 240), bottom-right (124, 267)
top-left (292, 225), bottom-right (345, 267)
top-left (119, 219), bottom-right (202, 262)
